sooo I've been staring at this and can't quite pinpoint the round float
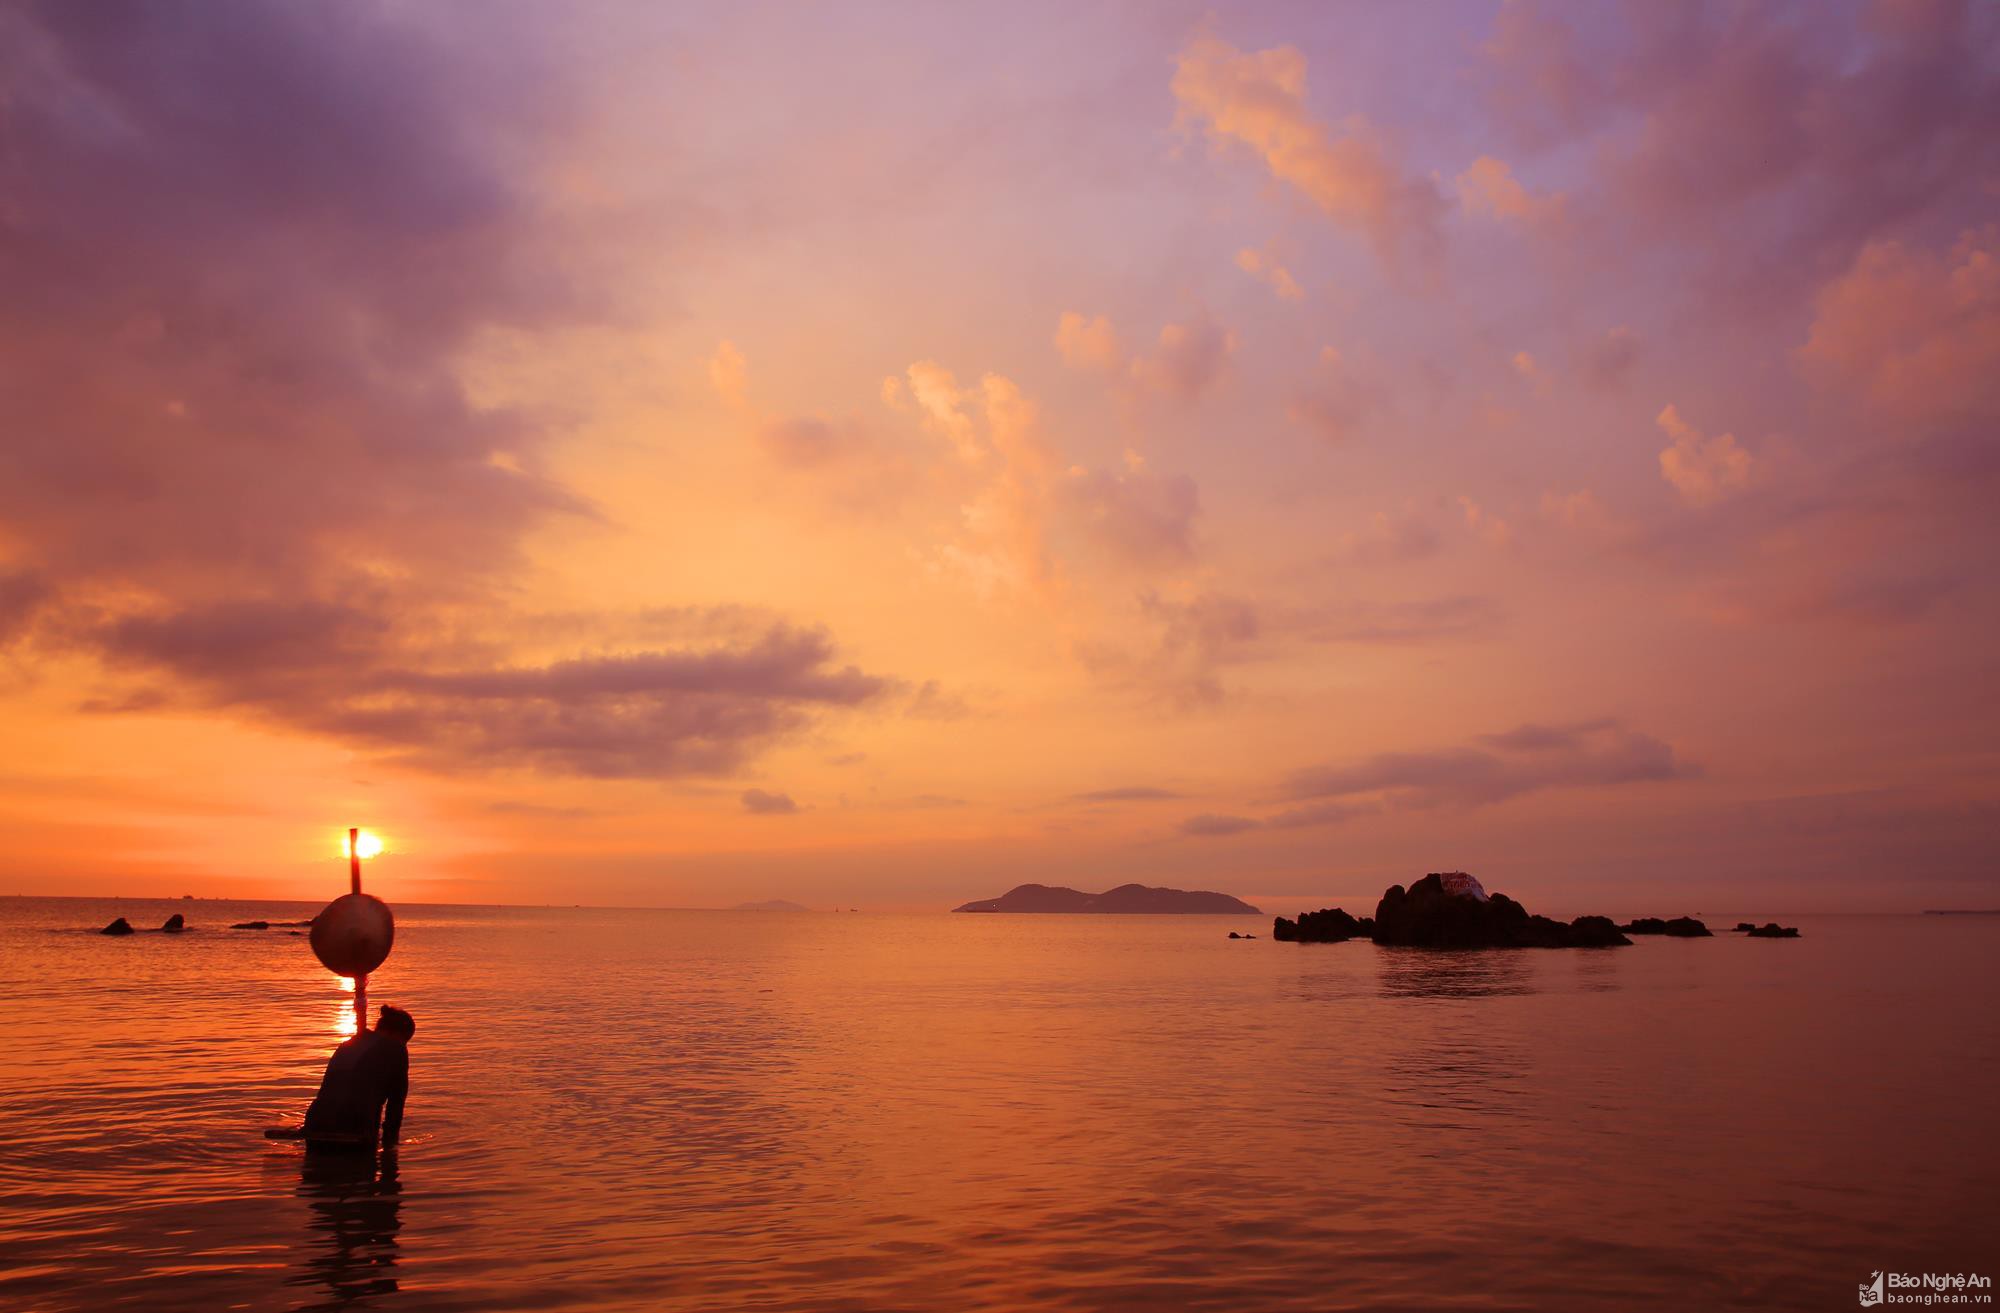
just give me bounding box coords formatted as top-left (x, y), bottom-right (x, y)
top-left (308, 892), bottom-right (395, 977)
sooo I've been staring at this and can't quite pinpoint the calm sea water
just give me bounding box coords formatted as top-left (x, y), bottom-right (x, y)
top-left (0, 898), bottom-right (1994, 1312)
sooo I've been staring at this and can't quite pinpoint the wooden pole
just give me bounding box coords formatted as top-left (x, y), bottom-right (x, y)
top-left (350, 827), bottom-right (367, 1035)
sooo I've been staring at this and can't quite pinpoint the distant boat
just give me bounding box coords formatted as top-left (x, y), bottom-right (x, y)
top-left (954, 883), bottom-right (1261, 915)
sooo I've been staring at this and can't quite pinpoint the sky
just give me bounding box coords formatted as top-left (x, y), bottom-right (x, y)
top-left (0, 0), bottom-right (1995, 913)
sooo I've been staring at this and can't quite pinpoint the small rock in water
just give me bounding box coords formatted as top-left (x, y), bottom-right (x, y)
top-left (1227, 931), bottom-right (1258, 939)
top-left (1621, 916), bottom-right (1712, 937)
top-left (1272, 907), bottom-right (1374, 943)
top-left (100, 917), bottom-right (135, 936)
top-left (161, 914), bottom-right (186, 933)
top-left (1733, 922), bottom-right (1755, 932)
top-left (1746, 923), bottom-right (1800, 938)
top-left (230, 921), bottom-right (270, 930)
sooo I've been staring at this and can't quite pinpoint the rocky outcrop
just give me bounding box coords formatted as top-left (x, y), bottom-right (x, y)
top-left (1226, 931), bottom-right (1258, 939)
top-left (100, 917), bottom-right (135, 936)
top-left (161, 914), bottom-right (186, 933)
top-left (1272, 907), bottom-right (1375, 943)
top-left (1273, 874), bottom-right (1632, 949)
top-left (955, 883), bottom-right (1261, 914)
top-left (1733, 922), bottom-right (1756, 932)
top-left (1372, 874), bottom-right (1632, 949)
top-left (1622, 916), bottom-right (1712, 937)
top-left (1746, 923), bottom-right (1800, 938)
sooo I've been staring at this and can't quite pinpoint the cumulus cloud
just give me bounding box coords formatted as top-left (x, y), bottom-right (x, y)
top-left (1054, 312), bottom-right (1124, 373)
top-left (1539, 488), bottom-right (1614, 534)
top-left (1457, 496), bottom-right (1513, 548)
top-left (1290, 346), bottom-right (1381, 444)
top-left (757, 416), bottom-right (867, 468)
top-left (1798, 227), bottom-right (2000, 433)
top-left (1132, 311), bottom-right (1235, 401)
top-left (1328, 510), bottom-right (1439, 566)
top-left (1235, 243), bottom-right (1304, 300)
top-left (1456, 156), bottom-right (1567, 228)
top-left (1052, 310), bottom-right (1235, 402)
top-left (741, 788), bottom-right (798, 815)
top-left (1173, 34), bottom-right (1446, 270)
top-left (893, 361), bottom-right (1206, 592)
top-left (1056, 464), bottom-right (1200, 569)
top-left (1082, 591), bottom-right (1261, 708)
top-left (1657, 405), bottom-right (1752, 505)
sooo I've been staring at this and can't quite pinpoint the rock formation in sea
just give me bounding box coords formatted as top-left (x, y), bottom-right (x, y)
top-left (1272, 907), bottom-right (1375, 942)
top-left (954, 883), bottom-right (1261, 914)
top-left (1374, 875), bottom-right (1631, 948)
top-left (100, 918), bottom-right (134, 936)
top-left (161, 914), bottom-right (186, 933)
top-left (1275, 872), bottom-right (1632, 949)
top-left (1621, 916), bottom-right (1712, 937)
top-left (1745, 923), bottom-right (1800, 938)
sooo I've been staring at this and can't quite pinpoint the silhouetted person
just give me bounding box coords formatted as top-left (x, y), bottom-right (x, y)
top-left (304, 1005), bottom-right (414, 1154)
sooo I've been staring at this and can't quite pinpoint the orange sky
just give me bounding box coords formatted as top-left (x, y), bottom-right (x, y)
top-left (1, 2), bottom-right (1995, 912)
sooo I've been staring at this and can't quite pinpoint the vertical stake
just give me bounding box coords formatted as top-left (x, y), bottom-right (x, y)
top-left (350, 826), bottom-right (367, 1036)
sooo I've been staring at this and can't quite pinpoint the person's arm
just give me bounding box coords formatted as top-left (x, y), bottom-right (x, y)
top-left (381, 1046), bottom-right (409, 1149)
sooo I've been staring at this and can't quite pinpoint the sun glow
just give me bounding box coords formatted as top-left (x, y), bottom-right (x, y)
top-left (343, 830), bottom-right (385, 860)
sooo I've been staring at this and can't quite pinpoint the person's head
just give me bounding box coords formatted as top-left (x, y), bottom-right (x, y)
top-left (376, 1005), bottom-right (416, 1043)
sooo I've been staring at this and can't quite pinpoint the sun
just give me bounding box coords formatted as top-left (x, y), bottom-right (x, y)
top-left (343, 830), bottom-right (385, 860)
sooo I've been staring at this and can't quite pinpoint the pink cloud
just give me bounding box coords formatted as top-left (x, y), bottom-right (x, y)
top-left (1173, 34), bottom-right (1446, 270)
top-left (1799, 227), bottom-right (2000, 433)
top-left (1656, 405), bottom-right (1752, 505)
top-left (1456, 156), bottom-right (1567, 229)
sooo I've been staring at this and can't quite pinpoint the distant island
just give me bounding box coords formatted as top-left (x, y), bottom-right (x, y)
top-left (733, 899), bottom-right (810, 912)
top-left (954, 883), bottom-right (1261, 914)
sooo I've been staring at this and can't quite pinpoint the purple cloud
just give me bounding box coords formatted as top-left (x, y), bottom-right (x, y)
top-left (1074, 786), bottom-right (1184, 803)
top-left (0, 6), bottom-right (905, 782)
top-left (741, 789), bottom-right (799, 815)
top-left (1179, 813), bottom-right (1261, 837)
top-left (84, 600), bottom-right (887, 778)
top-left (1284, 721), bottom-right (1693, 809)
top-left (1183, 720), bottom-right (1695, 838)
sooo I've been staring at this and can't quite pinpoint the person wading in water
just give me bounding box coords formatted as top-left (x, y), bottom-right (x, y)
top-left (302, 1005), bottom-right (415, 1154)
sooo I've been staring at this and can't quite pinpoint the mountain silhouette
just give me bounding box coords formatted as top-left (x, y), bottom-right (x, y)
top-left (953, 883), bottom-right (1260, 914)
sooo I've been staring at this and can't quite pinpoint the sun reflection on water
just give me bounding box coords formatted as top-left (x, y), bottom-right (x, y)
top-left (332, 974), bottom-right (357, 1039)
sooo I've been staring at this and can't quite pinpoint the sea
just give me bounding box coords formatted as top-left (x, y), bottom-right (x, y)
top-left (0, 897), bottom-right (1994, 1311)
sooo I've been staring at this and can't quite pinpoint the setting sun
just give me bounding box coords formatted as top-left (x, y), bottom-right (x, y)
top-left (344, 830), bottom-right (384, 860)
